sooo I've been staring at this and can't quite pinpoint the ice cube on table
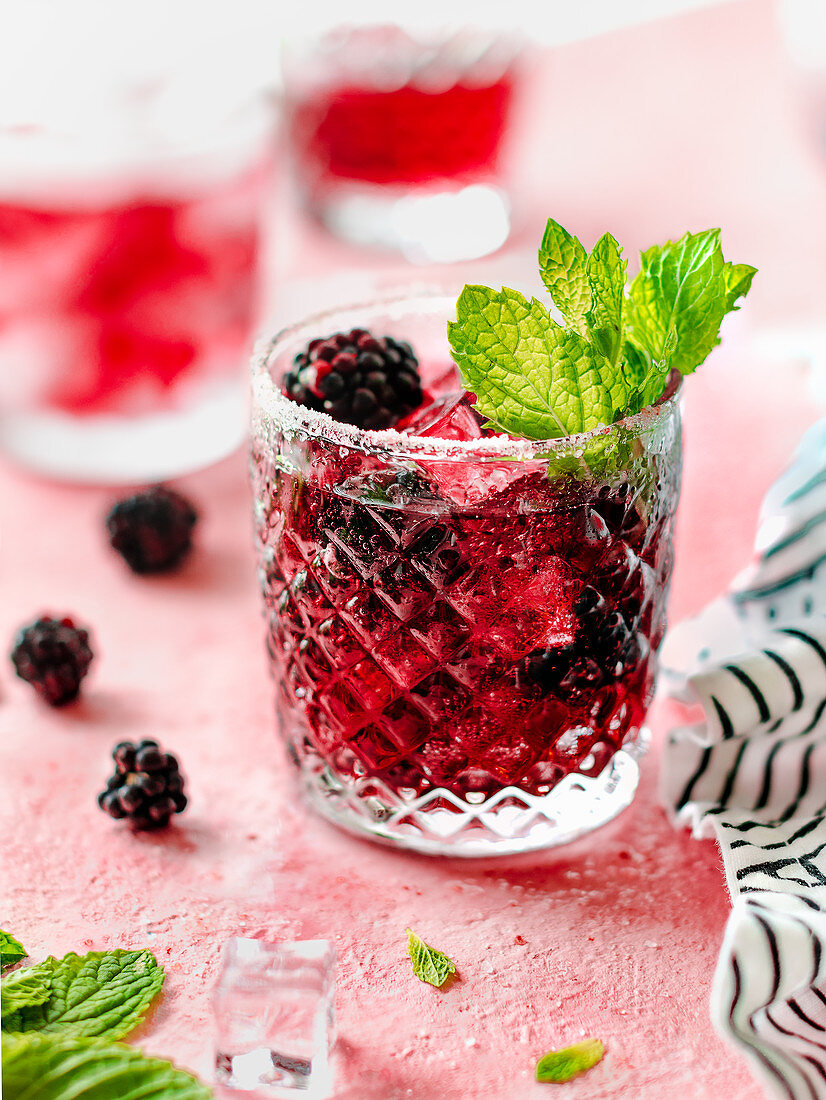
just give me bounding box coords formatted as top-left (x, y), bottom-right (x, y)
top-left (214, 937), bottom-right (336, 1098)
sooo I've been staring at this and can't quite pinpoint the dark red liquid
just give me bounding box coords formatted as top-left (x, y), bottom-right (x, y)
top-left (290, 78), bottom-right (515, 187)
top-left (254, 395), bottom-right (676, 801)
top-left (0, 164), bottom-right (265, 415)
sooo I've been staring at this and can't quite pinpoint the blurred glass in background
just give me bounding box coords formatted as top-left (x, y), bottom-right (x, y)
top-left (0, 0), bottom-right (732, 485)
top-left (282, 23), bottom-right (524, 263)
top-left (778, 0), bottom-right (826, 158)
top-left (0, 4), bottom-right (275, 483)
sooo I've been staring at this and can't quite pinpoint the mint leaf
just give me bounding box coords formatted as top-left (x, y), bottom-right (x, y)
top-left (586, 232), bottom-right (626, 366)
top-left (723, 261), bottom-right (757, 312)
top-left (621, 340), bottom-right (649, 393)
top-left (406, 928), bottom-right (455, 988)
top-left (448, 286), bottom-right (628, 439)
top-left (453, 220), bottom-right (754, 442)
top-left (536, 1038), bottom-right (605, 1083)
top-left (538, 219), bottom-right (590, 332)
top-left (1, 950), bottom-right (163, 1041)
top-left (1, 1033), bottom-right (212, 1099)
top-left (625, 229), bottom-right (751, 378)
top-left (624, 324), bottom-right (677, 416)
top-left (1, 970), bottom-right (50, 1018)
top-left (1, 932), bottom-right (27, 970)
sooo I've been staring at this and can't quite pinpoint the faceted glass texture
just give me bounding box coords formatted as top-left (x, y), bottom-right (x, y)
top-left (250, 293), bottom-right (683, 855)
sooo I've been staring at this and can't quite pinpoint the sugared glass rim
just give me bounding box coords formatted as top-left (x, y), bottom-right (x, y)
top-left (251, 290), bottom-right (682, 462)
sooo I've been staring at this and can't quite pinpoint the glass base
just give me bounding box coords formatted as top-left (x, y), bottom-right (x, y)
top-left (310, 181), bottom-right (511, 264)
top-left (297, 736), bottom-right (646, 858)
top-left (0, 381), bottom-right (246, 484)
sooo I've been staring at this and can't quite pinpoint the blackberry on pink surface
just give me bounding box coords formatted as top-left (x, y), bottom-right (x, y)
top-left (98, 739), bottom-right (187, 830)
top-left (283, 328), bottom-right (423, 429)
top-left (10, 616), bottom-right (93, 706)
top-left (106, 485), bottom-right (197, 574)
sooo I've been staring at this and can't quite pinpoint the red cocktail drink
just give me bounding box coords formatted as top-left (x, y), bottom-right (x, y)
top-left (251, 294), bottom-right (682, 855)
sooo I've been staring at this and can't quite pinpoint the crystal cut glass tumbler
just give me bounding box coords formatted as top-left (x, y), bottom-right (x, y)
top-left (251, 293), bottom-right (682, 856)
top-left (282, 26), bottom-right (522, 262)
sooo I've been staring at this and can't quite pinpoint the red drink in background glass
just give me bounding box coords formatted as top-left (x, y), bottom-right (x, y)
top-left (282, 26), bottom-right (522, 262)
top-left (0, 106), bottom-right (272, 482)
top-left (0, 171), bottom-right (263, 416)
top-left (251, 294), bottom-right (682, 856)
top-left (291, 74), bottom-right (515, 187)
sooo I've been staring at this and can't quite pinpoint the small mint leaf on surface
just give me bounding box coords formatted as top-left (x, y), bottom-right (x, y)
top-left (535, 1038), bottom-right (605, 1083)
top-left (1, 969), bottom-right (50, 1018)
top-left (1, 932), bottom-right (27, 970)
top-left (406, 929), bottom-right (456, 988)
top-left (1, 949), bottom-right (163, 1041)
top-left (538, 219), bottom-right (590, 332)
top-left (448, 285), bottom-right (627, 440)
top-left (1, 1033), bottom-right (213, 1099)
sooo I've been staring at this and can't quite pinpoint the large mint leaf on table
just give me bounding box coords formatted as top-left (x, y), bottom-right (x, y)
top-left (585, 232), bottom-right (627, 366)
top-left (448, 286), bottom-right (629, 440)
top-left (1, 1034), bottom-right (213, 1100)
top-left (1, 932), bottom-right (27, 970)
top-left (1, 968), bottom-right (50, 1018)
top-left (538, 218), bottom-right (590, 333)
top-left (625, 228), bottom-right (755, 377)
top-left (1, 950), bottom-right (163, 1041)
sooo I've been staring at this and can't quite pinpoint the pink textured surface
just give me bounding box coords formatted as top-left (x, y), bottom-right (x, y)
top-left (0, 348), bottom-right (818, 1100)
top-left (2, 2), bottom-right (825, 1097)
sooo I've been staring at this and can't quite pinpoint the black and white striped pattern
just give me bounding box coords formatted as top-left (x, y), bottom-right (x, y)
top-left (664, 627), bottom-right (826, 1099)
top-left (712, 892), bottom-right (826, 1100)
top-left (663, 420), bottom-right (826, 1098)
top-left (664, 627), bottom-right (826, 820)
top-left (733, 419), bottom-right (826, 633)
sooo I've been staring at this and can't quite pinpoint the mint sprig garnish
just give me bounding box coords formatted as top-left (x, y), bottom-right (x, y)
top-left (2, 1034), bottom-right (213, 1100)
top-left (0, 931), bottom-right (28, 970)
top-left (535, 1038), bottom-right (605, 1083)
top-left (406, 928), bottom-right (456, 988)
top-left (1, 950), bottom-right (163, 1041)
top-left (625, 228), bottom-right (752, 378)
top-left (448, 286), bottom-right (628, 440)
top-left (449, 219), bottom-right (755, 440)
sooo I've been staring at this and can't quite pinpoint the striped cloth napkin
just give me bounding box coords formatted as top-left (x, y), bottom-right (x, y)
top-left (661, 417), bottom-right (826, 1100)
